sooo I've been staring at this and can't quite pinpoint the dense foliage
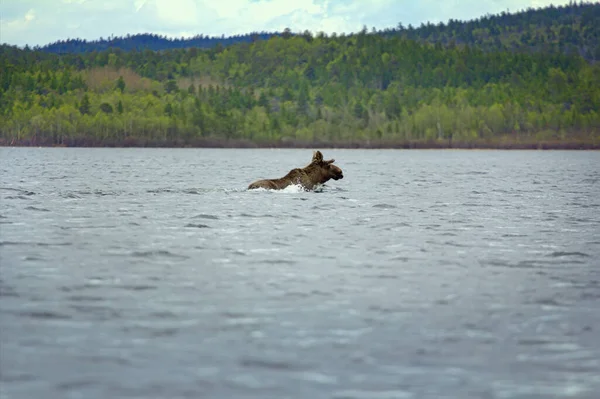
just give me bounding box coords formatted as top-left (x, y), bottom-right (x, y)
top-left (1, 2), bottom-right (599, 148)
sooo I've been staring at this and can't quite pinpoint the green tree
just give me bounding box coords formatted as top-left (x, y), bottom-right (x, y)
top-left (100, 102), bottom-right (113, 114)
top-left (79, 94), bottom-right (90, 115)
top-left (164, 79), bottom-right (178, 94)
top-left (116, 76), bottom-right (126, 93)
top-left (164, 102), bottom-right (173, 117)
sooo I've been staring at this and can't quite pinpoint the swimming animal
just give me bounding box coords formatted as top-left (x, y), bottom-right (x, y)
top-left (248, 150), bottom-right (344, 191)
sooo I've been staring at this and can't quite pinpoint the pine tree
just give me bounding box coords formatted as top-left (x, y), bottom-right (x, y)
top-left (79, 94), bottom-right (90, 115)
top-left (116, 76), bottom-right (126, 93)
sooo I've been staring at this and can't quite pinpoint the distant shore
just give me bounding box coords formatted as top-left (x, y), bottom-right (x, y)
top-left (2, 137), bottom-right (599, 150)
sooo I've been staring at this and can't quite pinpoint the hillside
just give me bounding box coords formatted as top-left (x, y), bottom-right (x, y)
top-left (33, 2), bottom-right (600, 62)
top-left (38, 32), bottom-right (279, 54)
top-left (0, 3), bottom-right (599, 149)
top-left (385, 1), bottom-right (600, 61)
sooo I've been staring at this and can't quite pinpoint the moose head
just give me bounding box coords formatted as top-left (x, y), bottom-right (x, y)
top-left (309, 150), bottom-right (344, 183)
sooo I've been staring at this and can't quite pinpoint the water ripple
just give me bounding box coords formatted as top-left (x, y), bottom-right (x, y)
top-left (0, 187), bottom-right (35, 196)
top-left (184, 223), bottom-right (210, 228)
top-left (0, 241), bottom-right (72, 247)
top-left (192, 214), bottom-right (219, 220)
top-left (372, 203), bottom-right (397, 209)
top-left (17, 310), bottom-right (72, 320)
top-left (24, 206), bottom-right (50, 212)
top-left (548, 251), bottom-right (590, 258)
top-left (130, 250), bottom-right (189, 259)
top-left (239, 356), bottom-right (310, 371)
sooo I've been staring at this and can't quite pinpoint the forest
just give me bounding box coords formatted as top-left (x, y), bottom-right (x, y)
top-left (0, 2), bottom-right (599, 149)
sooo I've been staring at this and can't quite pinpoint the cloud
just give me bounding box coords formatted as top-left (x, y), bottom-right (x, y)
top-left (155, 0), bottom-right (199, 25)
top-left (0, 0), bottom-right (577, 47)
top-left (24, 9), bottom-right (36, 22)
top-left (0, 8), bottom-right (37, 46)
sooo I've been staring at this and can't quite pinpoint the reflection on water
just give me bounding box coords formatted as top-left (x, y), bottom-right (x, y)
top-left (1, 148), bottom-right (599, 399)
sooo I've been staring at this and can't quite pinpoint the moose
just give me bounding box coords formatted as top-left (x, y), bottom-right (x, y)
top-left (248, 150), bottom-right (344, 191)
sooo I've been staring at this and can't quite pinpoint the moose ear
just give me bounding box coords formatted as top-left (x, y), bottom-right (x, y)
top-left (326, 159), bottom-right (335, 164)
top-left (312, 150), bottom-right (323, 163)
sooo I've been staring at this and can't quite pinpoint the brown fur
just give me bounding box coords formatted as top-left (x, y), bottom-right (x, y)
top-left (248, 150), bottom-right (344, 191)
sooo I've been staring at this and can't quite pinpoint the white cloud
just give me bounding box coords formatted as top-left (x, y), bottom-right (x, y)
top-left (134, 0), bottom-right (148, 12)
top-left (155, 0), bottom-right (199, 24)
top-left (0, 0), bottom-right (578, 47)
top-left (0, 8), bottom-right (37, 46)
top-left (24, 9), bottom-right (36, 22)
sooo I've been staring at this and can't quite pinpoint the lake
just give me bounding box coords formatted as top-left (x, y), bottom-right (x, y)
top-left (1, 147), bottom-right (599, 399)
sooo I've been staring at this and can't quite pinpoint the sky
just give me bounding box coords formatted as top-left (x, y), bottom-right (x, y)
top-left (0, 0), bottom-right (576, 47)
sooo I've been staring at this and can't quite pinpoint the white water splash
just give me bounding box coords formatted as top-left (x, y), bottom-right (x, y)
top-left (279, 184), bottom-right (308, 193)
top-left (248, 183), bottom-right (308, 193)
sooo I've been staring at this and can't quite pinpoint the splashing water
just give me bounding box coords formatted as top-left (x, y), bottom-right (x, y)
top-left (280, 184), bottom-right (310, 193)
top-left (248, 183), bottom-right (309, 193)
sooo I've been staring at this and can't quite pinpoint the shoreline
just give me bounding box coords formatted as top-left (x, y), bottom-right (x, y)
top-left (1, 138), bottom-right (599, 150)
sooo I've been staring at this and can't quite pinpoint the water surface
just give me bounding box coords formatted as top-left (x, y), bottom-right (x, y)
top-left (1, 148), bottom-right (599, 398)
